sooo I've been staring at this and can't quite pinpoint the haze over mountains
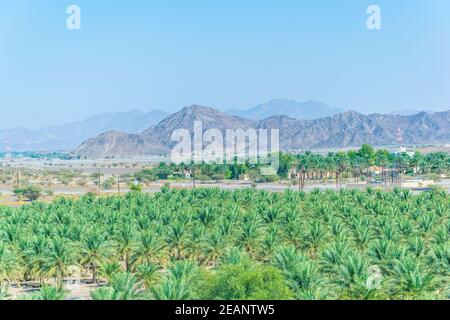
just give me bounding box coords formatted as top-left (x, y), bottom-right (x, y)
top-left (227, 99), bottom-right (344, 120)
top-left (75, 105), bottom-right (450, 159)
top-left (0, 110), bottom-right (168, 151)
top-left (389, 109), bottom-right (434, 116)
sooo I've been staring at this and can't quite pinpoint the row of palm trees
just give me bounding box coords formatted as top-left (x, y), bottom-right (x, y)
top-left (0, 187), bottom-right (449, 299)
top-left (284, 145), bottom-right (450, 186)
top-left (149, 145), bottom-right (450, 187)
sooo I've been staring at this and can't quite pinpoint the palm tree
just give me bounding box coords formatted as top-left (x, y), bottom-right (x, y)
top-left (332, 152), bottom-right (350, 189)
top-left (150, 277), bottom-right (192, 300)
top-left (393, 256), bottom-right (435, 297)
top-left (136, 263), bottom-right (161, 289)
top-left (80, 227), bottom-right (112, 283)
top-left (0, 243), bottom-right (18, 286)
top-left (166, 221), bottom-right (187, 260)
top-left (98, 262), bottom-right (121, 284)
top-left (130, 230), bottom-right (163, 268)
top-left (151, 260), bottom-right (196, 300)
top-left (43, 237), bottom-right (75, 289)
top-left (375, 149), bottom-right (391, 183)
top-left (91, 272), bottom-right (144, 300)
top-left (36, 285), bottom-right (66, 300)
top-left (335, 252), bottom-right (375, 299)
top-left (114, 223), bottom-right (136, 272)
top-left (0, 284), bottom-right (9, 300)
top-left (274, 246), bottom-right (322, 299)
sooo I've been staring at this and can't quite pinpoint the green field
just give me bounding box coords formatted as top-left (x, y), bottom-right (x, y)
top-left (0, 187), bottom-right (449, 300)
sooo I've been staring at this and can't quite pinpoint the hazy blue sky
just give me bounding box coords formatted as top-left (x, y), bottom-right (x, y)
top-left (0, 0), bottom-right (449, 128)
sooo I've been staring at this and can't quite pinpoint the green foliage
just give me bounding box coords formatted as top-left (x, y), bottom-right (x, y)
top-left (13, 185), bottom-right (42, 201)
top-left (102, 177), bottom-right (115, 190)
top-left (0, 187), bottom-right (449, 300)
top-left (91, 272), bottom-right (144, 300)
top-left (130, 183), bottom-right (143, 192)
top-left (153, 164), bottom-right (173, 180)
top-left (151, 261), bottom-right (197, 300)
top-left (135, 163), bottom-right (173, 182)
top-left (0, 284), bottom-right (9, 300)
top-left (133, 145), bottom-right (450, 183)
top-left (196, 261), bottom-right (292, 300)
top-left (18, 286), bottom-right (66, 300)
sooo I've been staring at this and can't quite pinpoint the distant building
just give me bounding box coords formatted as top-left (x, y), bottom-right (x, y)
top-left (368, 166), bottom-right (382, 175)
top-left (239, 174), bottom-right (250, 182)
top-left (288, 168), bottom-right (299, 180)
top-left (401, 179), bottom-right (435, 189)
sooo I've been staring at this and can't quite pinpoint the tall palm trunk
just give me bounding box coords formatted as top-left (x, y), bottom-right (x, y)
top-left (92, 264), bottom-right (97, 284)
top-left (125, 252), bottom-right (130, 272)
top-left (56, 271), bottom-right (64, 290)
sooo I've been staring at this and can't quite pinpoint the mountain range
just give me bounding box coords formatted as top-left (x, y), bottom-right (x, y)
top-left (74, 105), bottom-right (450, 159)
top-left (1, 99), bottom-right (448, 156)
top-left (0, 99), bottom-right (343, 151)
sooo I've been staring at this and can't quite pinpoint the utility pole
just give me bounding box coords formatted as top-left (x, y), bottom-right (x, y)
top-left (98, 169), bottom-right (101, 191)
top-left (302, 171), bottom-right (305, 192)
top-left (336, 172), bottom-right (339, 190)
top-left (117, 174), bottom-right (120, 196)
top-left (16, 169), bottom-right (20, 189)
top-left (298, 171), bottom-right (304, 193)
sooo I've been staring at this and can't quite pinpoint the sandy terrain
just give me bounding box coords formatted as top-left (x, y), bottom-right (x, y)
top-left (7, 280), bottom-right (102, 300)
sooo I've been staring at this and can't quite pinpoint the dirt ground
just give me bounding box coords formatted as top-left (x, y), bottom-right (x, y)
top-left (2, 177), bottom-right (450, 207)
top-left (7, 280), bottom-right (102, 300)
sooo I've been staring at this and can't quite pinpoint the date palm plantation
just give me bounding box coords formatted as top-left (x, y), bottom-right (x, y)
top-left (0, 187), bottom-right (449, 300)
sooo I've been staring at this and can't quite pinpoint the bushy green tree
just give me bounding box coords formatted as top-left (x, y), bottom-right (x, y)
top-left (196, 261), bottom-right (292, 300)
top-left (14, 185), bottom-right (42, 201)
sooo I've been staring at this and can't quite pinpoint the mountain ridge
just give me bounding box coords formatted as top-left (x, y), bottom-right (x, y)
top-left (74, 105), bottom-right (450, 158)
